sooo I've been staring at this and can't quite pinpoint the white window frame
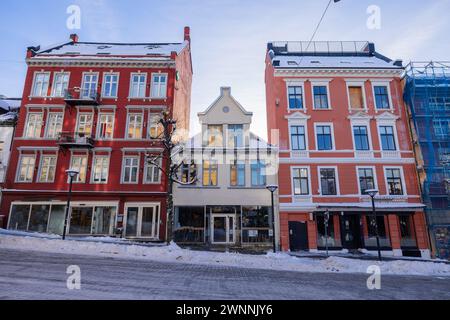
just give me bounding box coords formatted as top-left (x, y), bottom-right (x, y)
top-left (129, 72), bottom-right (147, 99)
top-left (81, 72), bottom-right (99, 99)
top-left (285, 80), bottom-right (305, 111)
top-left (102, 72), bottom-right (120, 98)
top-left (69, 154), bottom-right (89, 183)
top-left (346, 80), bottom-right (368, 111)
top-left (291, 166), bottom-right (312, 197)
top-left (51, 72), bottom-right (70, 97)
top-left (147, 113), bottom-right (162, 139)
top-left (150, 73), bottom-right (168, 99)
top-left (383, 166), bottom-right (407, 196)
top-left (30, 72), bottom-right (50, 97)
top-left (311, 80), bottom-right (331, 110)
top-left (91, 155), bottom-right (110, 184)
top-left (143, 157), bottom-right (161, 184)
top-left (377, 122), bottom-right (400, 153)
top-left (317, 166), bottom-right (340, 196)
top-left (355, 166), bottom-right (378, 196)
top-left (289, 124), bottom-right (308, 151)
top-left (371, 80), bottom-right (394, 111)
top-left (37, 154), bottom-right (57, 183)
top-left (125, 112), bottom-right (144, 140)
top-left (24, 112), bottom-right (43, 138)
top-left (314, 122), bottom-right (335, 151)
top-left (96, 112), bottom-right (115, 140)
top-left (123, 202), bottom-right (161, 239)
top-left (45, 112), bottom-right (64, 139)
top-left (350, 120), bottom-right (374, 154)
top-left (121, 156), bottom-right (140, 184)
top-left (15, 154), bottom-right (36, 183)
top-left (75, 112), bottom-right (94, 136)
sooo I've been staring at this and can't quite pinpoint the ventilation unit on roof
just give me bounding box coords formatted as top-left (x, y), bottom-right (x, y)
top-left (97, 52), bottom-right (111, 55)
top-left (310, 61), bottom-right (320, 64)
top-left (97, 45), bottom-right (112, 50)
top-left (146, 45), bottom-right (161, 50)
top-left (287, 61), bottom-right (298, 65)
top-left (340, 61), bottom-right (351, 64)
top-left (65, 52), bottom-right (80, 55)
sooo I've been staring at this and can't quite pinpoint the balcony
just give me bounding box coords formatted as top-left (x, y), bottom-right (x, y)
top-left (64, 88), bottom-right (100, 106)
top-left (57, 132), bottom-right (95, 149)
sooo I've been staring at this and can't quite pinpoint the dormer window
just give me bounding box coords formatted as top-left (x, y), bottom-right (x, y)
top-left (207, 125), bottom-right (223, 147)
top-left (228, 124), bottom-right (244, 148)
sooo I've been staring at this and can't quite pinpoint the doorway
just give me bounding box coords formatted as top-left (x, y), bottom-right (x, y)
top-left (211, 214), bottom-right (235, 244)
top-left (288, 221), bottom-right (309, 251)
top-left (340, 214), bottom-right (362, 249)
top-left (124, 203), bottom-right (160, 239)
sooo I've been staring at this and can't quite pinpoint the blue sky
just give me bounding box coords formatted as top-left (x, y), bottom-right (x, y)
top-left (1, 0), bottom-right (449, 138)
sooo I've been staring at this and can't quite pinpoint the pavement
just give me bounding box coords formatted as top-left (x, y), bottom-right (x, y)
top-left (0, 248), bottom-right (449, 300)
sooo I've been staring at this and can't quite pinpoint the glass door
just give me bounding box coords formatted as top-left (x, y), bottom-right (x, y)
top-left (211, 214), bottom-right (235, 244)
top-left (125, 205), bottom-right (159, 238)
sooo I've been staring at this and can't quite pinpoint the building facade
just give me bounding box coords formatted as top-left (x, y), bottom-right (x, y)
top-left (404, 62), bottom-right (450, 259)
top-left (265, 41), bottom-right (430, 258)
top-left (1, 28), bottom-right (193, 241)
top-left (173, 87), bottom-right (279, 249)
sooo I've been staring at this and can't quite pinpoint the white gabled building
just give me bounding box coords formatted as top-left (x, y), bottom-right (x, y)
top-left (173, 87), bottom-right (279, 249)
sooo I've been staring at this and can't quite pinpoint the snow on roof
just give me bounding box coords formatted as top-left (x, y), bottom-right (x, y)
top-left (273, 55), bottom-right (400, 69)
top-left (0, 112), bottom-right (18, 124)
top-left (34, 41), bottom-right (188, 58)
top-left (0, 99), bottom-right (21, 112)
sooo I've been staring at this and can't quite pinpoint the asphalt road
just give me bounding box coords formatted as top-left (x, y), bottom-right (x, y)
top-left (0, 248), bottom-right (448, 300)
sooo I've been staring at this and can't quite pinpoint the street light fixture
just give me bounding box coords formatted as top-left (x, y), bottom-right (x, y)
top-left (62, 169), bottom-right (79, 240)
top-left (266, 185), bottom-right (279, 253)
top-left (365, 189), bottom-right (382, 261)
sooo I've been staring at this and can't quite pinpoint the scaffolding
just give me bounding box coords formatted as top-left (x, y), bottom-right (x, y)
top-left (404, 61), bottom-right (450, 259)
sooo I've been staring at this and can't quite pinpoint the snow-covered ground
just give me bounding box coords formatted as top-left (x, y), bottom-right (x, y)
top-left (0, 230), bottom-right (448, 277)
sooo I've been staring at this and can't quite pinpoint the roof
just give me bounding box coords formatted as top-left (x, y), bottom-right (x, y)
top-left (31, 41), bottom-right (189, 60)
top-left (0, 99), bottom-right (21, 112)
top-left (184, 131), bottom-right (275, 150)
top-left (267, 41), bottom-right (403, 70)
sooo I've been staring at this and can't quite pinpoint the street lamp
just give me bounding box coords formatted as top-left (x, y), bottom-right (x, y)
top-left (366, 189), bottom-right (382, 261)
top-left (324, 209), bottom-right (330, 257)
top-left (62, 169), bottom-right (79, 240)
top-left (266, 185), bottom-right (279, 253)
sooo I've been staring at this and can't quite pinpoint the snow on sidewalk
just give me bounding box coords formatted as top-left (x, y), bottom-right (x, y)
top-left (0, 232), bottom-right (449, 277)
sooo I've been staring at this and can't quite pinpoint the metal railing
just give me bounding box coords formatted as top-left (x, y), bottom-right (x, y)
top-left (57, 132), bottom-right (95, 147)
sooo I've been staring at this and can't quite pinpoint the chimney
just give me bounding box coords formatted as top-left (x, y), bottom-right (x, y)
top-left (26, 45), bottom-right (40, 59)
top-left (184, 26), bottom-right (191, 42)
top-left (70, 33), bottom-right (79, 43)
top-left (220, 87), bottom-right (231, 96)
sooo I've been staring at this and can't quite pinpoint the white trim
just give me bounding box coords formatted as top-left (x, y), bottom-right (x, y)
top-left (210, 213), bottom-right (236, 244)
top-left (285, 80), bottom-right (305, 111)
top-left (90, 154), bottom-right (111, 185)
top-left (37, 154), bottom-right (58, 183)
top-left (30, 71), bottom-right (51, 98)
top-left (75, 111), bottom-right (95, 136)
top-left (44, 111), bottom-right (64, 139)
top-left (51, 71), bottom-right (70, 97)
top-left (80, 71), bottom-right (100, 99)
top-left (125, 111), bottom-right (144, 140)
top-left (371, 80), bottom-right (394, 112)
top-left (123, 202), bottom-right (161, 239)
top-left (278, 156), bottom-right (416, 164)
top-left (290, 165), bottom-right (312, 197)
top-left (314, 122), bottom-right (335, 151)
top-left (310, 80), bottom-right (332, 110)
top-left (150, 72), bottom-right (168, 99)
top-left (121, 155), bottom-right (140, 184)
top-left (317, 165), bottom-right (340, 196)
top-left (23, 111), bottom-right (44, 138)
top-left (346, 80), bottom-right (367, 111)
top-left (288, 121), bottom-right (309, 157)
top-left (355, 165), bottom-right (378, 196)
top-left (101, 72), bottom-right (120, 99)
top-left (350, 121), bottom-right (374, 158)
top-left (15, 153), bottom-right (37, 183)
top-left (96, 111), bottom-right (115, 140)
top-left (128, 72), bottom-right (147, 99)
top-left (376, 120), bottom-right (400, 158)
top-left (383, 166), bottom-right (407, 197)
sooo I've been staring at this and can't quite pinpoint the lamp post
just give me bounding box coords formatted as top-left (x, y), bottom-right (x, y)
top-left (324, 209), bottom-right (330, 257)
top-left (366, 189), bottom-right (381, 261)
top-left (266, 185), bottom-right (279, 253)
top-left (62, 169), bottom-right (79, 240)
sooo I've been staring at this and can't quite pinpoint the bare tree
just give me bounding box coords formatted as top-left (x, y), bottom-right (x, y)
top-left (146, 111), bottom-right (197, 244)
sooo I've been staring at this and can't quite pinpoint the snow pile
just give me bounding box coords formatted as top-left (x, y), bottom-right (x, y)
top-left (0, 233), bottom-right (449, 276)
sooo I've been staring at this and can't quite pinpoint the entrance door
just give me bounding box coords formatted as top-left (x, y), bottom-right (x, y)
top-left (125, 205), bottom-right (160, 238)
top-left (289, 221), bottom-right (309, 251)
top-left (340, 214), bottom-right (362, 249)
top-left (211, 214), bottom-right (235, 244)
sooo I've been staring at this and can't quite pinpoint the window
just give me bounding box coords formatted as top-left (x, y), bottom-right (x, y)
top-left (348, 86), bottom-right (364, 109)
top-left (76, 113), bottom-right (93, 136)
top-left (242, 206), bottom-right (272, 243)
top-left (24, 113), bottom-right (43, 138)
top-left (70, 155), bottom-right (88, 183)
top-left (127, 114), bottom-right (143, 139)
top-left (313, 86), bottom-right (329, 109)
top-left (180, 162), bottom-right (197, 184)
top-left (228, 124), bottom-right (244, 148)
top-left (38, 155), bottom-right (57, 183)
top-left (316, 125), bottom-right (333, 150)
top-left (130, 73), bottom-right (147, 98)
top-left (97, 113), bottom-right (114, 139)
top-left (433, 119), bottom-right (449, 139)
top-left (316, 214), bottom-right (339, 247)
top-left (230, 160), bottom-right (245, 186)
top-left (251, 160), bottom-right (266, 186)
top-left (290, 125), bottom-right (306, 150)
top-left (203, 160), bottom-right (218, 186)
top-left (353, 126), bottom-right (370, 150)
top-left (293, 168), bottom-right (309, 195)
top-left (144, 158), bottom-right (161, 184)
top-left (358, 168), bottom-right (375, 194)
top-left (81, 73), bottom-right (98, 99)
top-left (288, 86), bottom-right (303, 109)
top-left (92, 155), bottom-right (109, 183)
top-left (122, 156), bottom-right (139, 183)
top-left (52, 72), bottom-right (69, 97)
top-left (150, 73), bottom-right (167, 98)
top-left (45, 113), bottom-right (63, 138)
top-left (148, 113), bottom-right (163, 139)
top-left (207, 125), bottom-right (223, 147)
top-left (320, 168), bottom-right (337, 195)
top-left (385, 168), bottom-right (404, 195)
top-left (102, 73), bottom-right (118, 98)
top-left (374, 85), bottom-right (390, 109)
top-left (31, 72), bottom-right (50, 97)
top-left (17, 155), bottom-right (36, 182)
top-left (379, 126), bottom-right (396, 150)
top-left (399, 215), bottom-right (416, 247)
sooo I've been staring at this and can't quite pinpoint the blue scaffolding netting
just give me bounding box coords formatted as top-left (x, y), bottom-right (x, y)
top-left (404, 61), bottom-right (450, 259)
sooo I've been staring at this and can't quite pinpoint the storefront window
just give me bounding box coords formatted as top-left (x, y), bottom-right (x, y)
top-left (28, 205), bottom-right (50, 233)
top-left (399, 215), bottom-right (417, 247)
top-left (365, 215), bottom-right (391, 247)
top-left (47, 205), bottom-right (65, 235)
top-left (174, 207), bottom-right (205, 243)
top-left (8, 205), bottom-right (31, 231)
top-left (70, 207), bottom-right (93, 234)
top-left (316, 214), bottom-right (341, 248)
top-left (241, 206), bottom-right (272, 243)
top-left (92, 207), bottom-right (116, 235)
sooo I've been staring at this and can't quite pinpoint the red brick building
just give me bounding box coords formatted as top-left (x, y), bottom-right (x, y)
top-left (1, 28), bottom-right (193, 241)
top-left (265, 41), bottom-right (431, 258)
